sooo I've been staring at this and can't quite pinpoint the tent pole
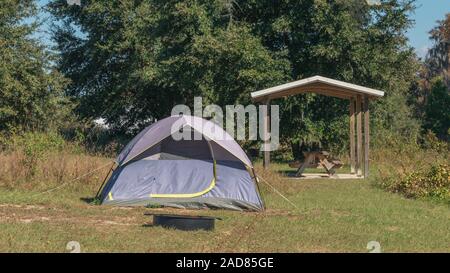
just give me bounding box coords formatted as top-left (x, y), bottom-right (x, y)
top-left (205, 138), bottom-right (216, 177)
top-left (95, 162), bottom-right (116, 200)
top-left (252, 168), bottom-right (266, 210)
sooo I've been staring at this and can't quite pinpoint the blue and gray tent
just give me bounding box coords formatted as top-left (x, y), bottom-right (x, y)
top-left (98, 115), bottom-right (264, 211)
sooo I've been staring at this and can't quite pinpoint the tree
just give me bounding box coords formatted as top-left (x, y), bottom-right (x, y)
top-left (49, 0), bottom-right (287, 134)
top-left (424, 78), bottom-right (450, 140)
top-left (411, 13), bottom-right (450, 141)
top-left (50, 0), bottom-right (420, 153)
top-left (236, 0), bottom-right (420, 152)
top-left (426, 13), bottom-right (450, 86)
top-left (0, 0), bottom-right (68, 133)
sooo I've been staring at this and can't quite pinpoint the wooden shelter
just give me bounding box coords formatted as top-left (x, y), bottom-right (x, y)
top-left (250, 75), bottom-right (385, 178)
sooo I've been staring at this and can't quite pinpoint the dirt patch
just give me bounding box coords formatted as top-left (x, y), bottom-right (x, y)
top-left (386, 226), bottom-right (400, 232)
top-left (330, 209), bottom-right (351, 217)
top-left (0, 203), bottom-right (141, 227)
top-left (0, 204), bottom-right (47, 210)
top-left (0, 213), bottom-right (139, 226)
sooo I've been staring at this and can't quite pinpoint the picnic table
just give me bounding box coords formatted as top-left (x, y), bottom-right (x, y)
top-left (289, 151), bottom-right (343, 177)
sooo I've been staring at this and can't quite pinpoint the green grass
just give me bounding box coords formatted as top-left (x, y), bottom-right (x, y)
top-left (0, 163), bottom-right (449, 252)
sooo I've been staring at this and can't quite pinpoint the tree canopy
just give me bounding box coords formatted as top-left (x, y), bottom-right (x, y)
top-left (426, 13), bottom-right (450, 86)
top-left (0, 0), bottom-right (68, 133)
top-left (48, 0), bottom-right (420, 154)
top-left (421, 13), bottom-right (450, 141)
top-left (4, 0), bottom-right (445, 157)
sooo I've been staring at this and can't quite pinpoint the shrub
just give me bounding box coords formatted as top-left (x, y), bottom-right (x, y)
top-left (371, 136), bottom-right (449, 203)
top-left (422, 130), bottom-right (449, 155)
top-left (59, 122), bottom-right (125, 157)
top-left (7, 132), bottom-right (66, 176)
top-left (382, 163), bottom-right (450, 201)
top-left (2, 131), bottom-right (89, 178)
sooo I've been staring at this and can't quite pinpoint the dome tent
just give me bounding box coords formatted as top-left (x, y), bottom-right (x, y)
top-left (99, 115), bottom-right (264, 211)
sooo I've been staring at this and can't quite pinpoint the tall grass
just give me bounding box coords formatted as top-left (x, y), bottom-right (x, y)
top-left (0, 132), bottom-right (112, 193)
top-left (370, 134), bottom-right (449, 202)
top-left (1, 131), bottom-right (448, 203)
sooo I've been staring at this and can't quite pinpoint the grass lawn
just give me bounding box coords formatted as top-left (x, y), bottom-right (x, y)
top-left (0, 163), bottom-right (449, 252)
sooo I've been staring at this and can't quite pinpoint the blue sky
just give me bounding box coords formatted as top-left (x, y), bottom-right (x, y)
top-left (407, 0), bottom-right (450, 58)
top-left (36, 0), bottom-right (449, 58)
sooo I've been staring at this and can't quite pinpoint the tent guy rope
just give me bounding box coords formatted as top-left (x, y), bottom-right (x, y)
top-left (32, 160), bottom-right (115, 197)
top-left (256, 175), bottom-right (299, 210)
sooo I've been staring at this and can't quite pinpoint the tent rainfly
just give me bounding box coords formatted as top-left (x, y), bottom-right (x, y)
top-left (251, 75), bottom-right (385, 178)
top-left (98, 115), bottom-right (264, 211)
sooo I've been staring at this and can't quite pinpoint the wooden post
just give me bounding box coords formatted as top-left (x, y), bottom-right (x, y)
top-left (263, 99), bottom-right (271, 169)
top-left (349, 98), bottom-right (356, 174)
top-left (356, 95), bottom-right (362, 176)
top-left (363, 95), bottom-right (370, 178)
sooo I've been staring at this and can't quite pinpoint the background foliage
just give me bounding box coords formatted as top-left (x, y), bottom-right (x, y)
top-left (0, 0), bottom-right (70, 133)
top-left (0, 0), bottom-right (448, 159)
top-left (45, 0), bottom-right (429, 156)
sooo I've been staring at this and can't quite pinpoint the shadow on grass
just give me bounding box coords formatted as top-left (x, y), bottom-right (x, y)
top-left (80, 197), bottom-right (101, 205)
top-left (277, 170), bottom-right (298, 177)
top-left (276, 167), bottom-right (350, 177)
top-left (276, 168), bottom-right (321, 177)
